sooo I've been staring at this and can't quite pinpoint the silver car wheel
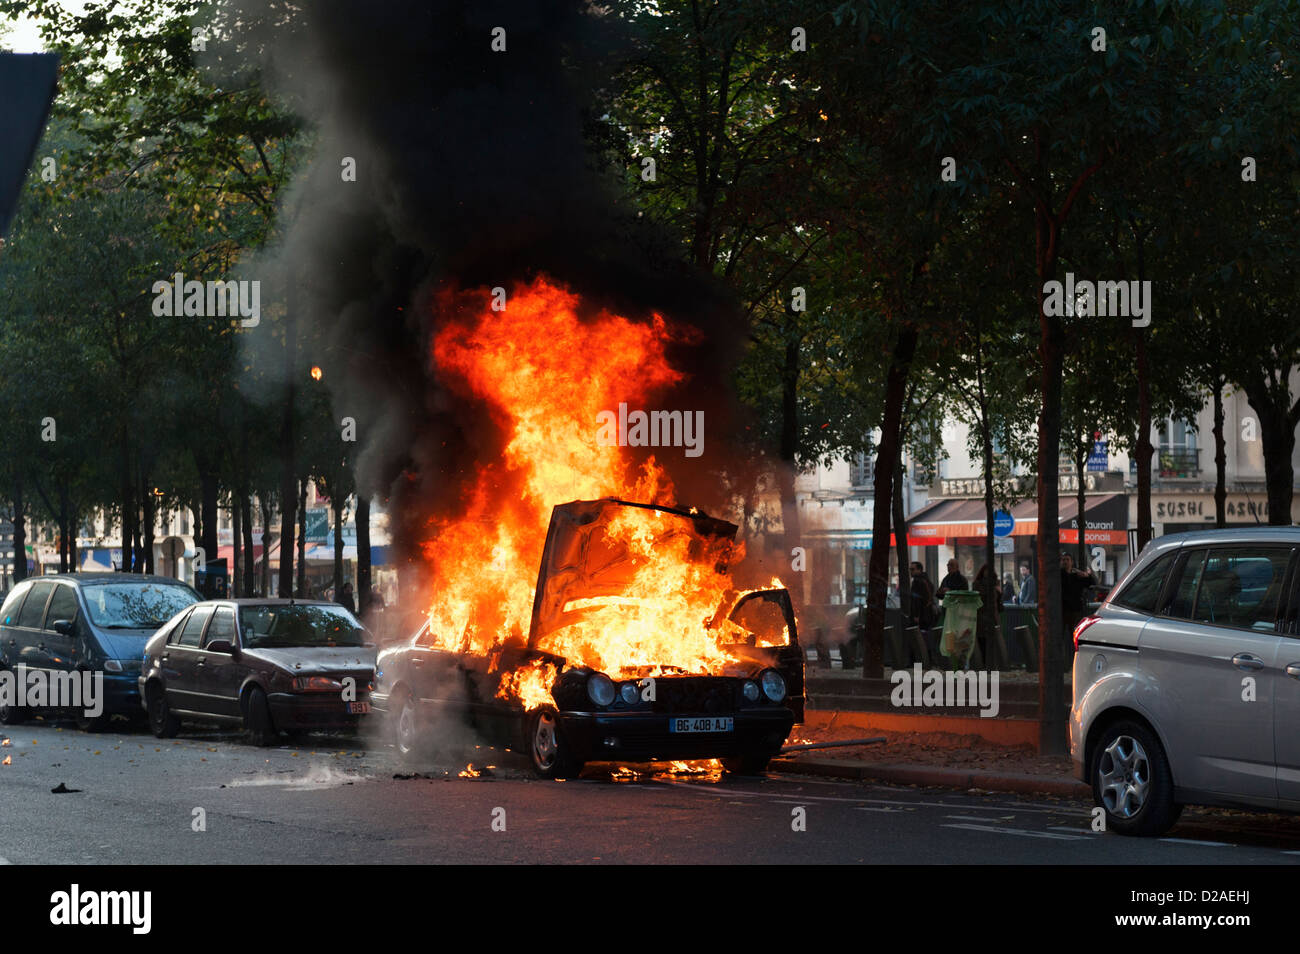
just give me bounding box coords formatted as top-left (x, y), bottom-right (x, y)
top-left (1098, 734), bottom-right (1151, 818)
top-left (532, 711), bottom-right (558, 771)
top-left (395, 695), bottom-right (417, 756)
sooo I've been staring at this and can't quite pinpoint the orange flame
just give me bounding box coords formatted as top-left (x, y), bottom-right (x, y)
top-left (420, 276), bottom-right (779, 708)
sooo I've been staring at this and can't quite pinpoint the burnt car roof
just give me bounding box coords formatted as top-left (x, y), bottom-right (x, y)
top-left (527, 497), bottom-right (738, 645)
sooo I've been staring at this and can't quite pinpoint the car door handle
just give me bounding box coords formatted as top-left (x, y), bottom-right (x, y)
top-left (1286, 663), bottom-right (1300, 679)
top-left (411, 657), bottom-right (426, 666)
top-left (195, 658), bottom-right (206, 666)
top-left (1232, 653), bottom-right (1266, 671)
top-left (160, 654), bottom-right (169, 661)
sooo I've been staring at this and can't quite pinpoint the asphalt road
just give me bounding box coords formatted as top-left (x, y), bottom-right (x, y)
top-left (2, 717), bottom-right (1300, 864)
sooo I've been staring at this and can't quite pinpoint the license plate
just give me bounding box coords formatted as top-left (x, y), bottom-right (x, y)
top-left (347, 701), bottom-right (370, 714)
top-left (669, 717), bottom-right (733, 733)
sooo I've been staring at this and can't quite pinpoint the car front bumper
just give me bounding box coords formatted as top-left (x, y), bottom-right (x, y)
top-left (267, 692), bottom-right (371, 730)
top-left (558, 707), bottom-right (795, 763)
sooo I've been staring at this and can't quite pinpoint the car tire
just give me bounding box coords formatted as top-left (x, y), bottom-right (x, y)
top-left (527, 707), bottom-right (582, 780)
top-left (392, 689), bottom-right (422, 762)
top-left (147, 685), bottom-right (180, 739)
top-left (1090, 719), bottom-right (1181, 837)
top-left (244, 686), bottom-right (277, 747)
top-left (722, 755), bottom-right (772, 776)
top-left (0, 668), bottom-right (26, 725)
top-left (75, 713), bottom-right (109, 733)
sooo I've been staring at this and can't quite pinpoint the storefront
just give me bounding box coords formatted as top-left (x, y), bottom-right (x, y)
top-left (1148, 492), bottom-right (1296, 535)
top-left (905, 475), bottom-right (1131, 588)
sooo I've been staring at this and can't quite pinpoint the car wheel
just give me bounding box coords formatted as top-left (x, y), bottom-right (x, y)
top-left (0, 669), bottom-right (26, 725)
top-left (528, 707), bottom-right (582, 780)
top-left (244, 686), bottom-right (277, 747)
top-left (147, 685), bottom-right (180, 739)
top-left (1091, 720), bottom-right (1181, 837)
top-left (722, 755), bottom-right (772, 776)
top-left (393, 689), bottom-right (421, 761)
top-left (75, 713), bottom-right (109, 733)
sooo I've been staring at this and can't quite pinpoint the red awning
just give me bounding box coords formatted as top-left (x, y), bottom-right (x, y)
top-left (907, 493), bottom-right (1127, 543)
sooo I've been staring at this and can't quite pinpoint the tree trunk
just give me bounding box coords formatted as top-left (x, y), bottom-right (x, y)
top-left (1036, 220), bottom-right (1066, 755)
top-left (296, 478), bottom-right (307, 597)
top-left (141, 480), bottom-right (155, 575)
top-left (1212, 379), bottom-right (1227, 528)
top-left (232, 494), bottom-right (242, 597)
top-left (333, 496), bottom-right (344, 598)
top-left (58, 487), bottom-right (68, 574)
top-left (120, 445), bottom-right (134, 573)
top-left (980, 419), bottom-right (997, 663)
top-left (12, 479), bottom-right (25, 583)
top-left (241, 492), bottom-right (255, 596)
top-left (278, 282), bottom-right (299, 597)
top-left (357, 494), bottom-right (372, 614)
top-left (892, 451), bottom-right (910, 669)
top-left (1076, 437), bottom-right (1088, 567)
top-left (260, 495), bottom-right (273, 597)
top-left (199, 465), bottom-right (219, 580)
top-left (1241, 381), bottom-right (1296, 526)
top-left (777, 324), bottom-right (801, 556)
top-left (865, 325), bottom-right (917, 678)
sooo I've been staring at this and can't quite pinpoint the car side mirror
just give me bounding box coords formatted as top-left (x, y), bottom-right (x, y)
top-left (205, 639), bottom-right (234, 654)
top-left (52, 619), bottom-right (74, 636)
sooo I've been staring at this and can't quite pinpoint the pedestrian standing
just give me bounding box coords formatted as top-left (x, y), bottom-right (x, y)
top-left (1001, 573), bottom-right (1016, 605)
top-left (936, 558), bottom-right (969, 599)
top-left (909, 561), bottom-right (938, 660)
top-left (1017, 563), bottom-right (1037, 605)
top-left (337, 580), bottom-right (356, 614)
top-left (1060, 553), bottom-right (1096, 642)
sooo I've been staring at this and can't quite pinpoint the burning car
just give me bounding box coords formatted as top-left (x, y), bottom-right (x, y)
top-left (373, 497), bottom-right (804, 778)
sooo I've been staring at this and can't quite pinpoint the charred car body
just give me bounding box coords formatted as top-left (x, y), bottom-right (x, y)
top-left (373, 498), bottom-right (804, 777)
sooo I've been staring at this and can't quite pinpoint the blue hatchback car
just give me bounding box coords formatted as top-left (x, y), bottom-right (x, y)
top-left (0, 573), bottom-right (201, 730)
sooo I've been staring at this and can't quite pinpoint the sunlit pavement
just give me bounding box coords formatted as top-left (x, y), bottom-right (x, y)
top-left (3, 718), bottom-right (1300, 864)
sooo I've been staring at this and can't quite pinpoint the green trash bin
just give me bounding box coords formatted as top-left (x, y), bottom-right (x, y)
top-left (939, 590), bottom-right (983, 670)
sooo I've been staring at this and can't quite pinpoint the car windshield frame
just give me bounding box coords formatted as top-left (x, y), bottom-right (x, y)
top-left (81, 581), bottom-right (201, 629)
top-left (238, 603), bottom-right (366, 649)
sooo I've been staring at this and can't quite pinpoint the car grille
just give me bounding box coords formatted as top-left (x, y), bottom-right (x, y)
top-left (651, 676), bottom-right (737, 714)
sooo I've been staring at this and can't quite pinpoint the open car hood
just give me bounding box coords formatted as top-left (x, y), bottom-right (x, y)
top-left (527, 498), bottom-right (738, 646)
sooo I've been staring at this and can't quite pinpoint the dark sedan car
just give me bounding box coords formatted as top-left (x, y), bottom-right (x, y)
top-left (373, 498), bottom-right (805, 778)
top-left (139, 599), bottom-right (377, 745)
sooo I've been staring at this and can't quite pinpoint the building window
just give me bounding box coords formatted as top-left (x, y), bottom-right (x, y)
top-left (1157, 418), bottom-right (1199, 479)
top-left (849, 452), bottom-right (874, 489)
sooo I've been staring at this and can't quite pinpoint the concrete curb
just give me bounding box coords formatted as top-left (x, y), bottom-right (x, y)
top-left (771, 756), bottom-right (1091, 799)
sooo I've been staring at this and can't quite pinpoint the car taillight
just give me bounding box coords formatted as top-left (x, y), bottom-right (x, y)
top-left (1073, 616), bottom-right (1101, 651)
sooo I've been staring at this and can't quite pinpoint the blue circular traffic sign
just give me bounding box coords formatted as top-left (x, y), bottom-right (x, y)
top-left (993, 510), bottom-right (1015, 537)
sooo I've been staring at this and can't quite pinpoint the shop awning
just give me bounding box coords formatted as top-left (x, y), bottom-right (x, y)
top-left (906, 493), bottom-right (1127, 544)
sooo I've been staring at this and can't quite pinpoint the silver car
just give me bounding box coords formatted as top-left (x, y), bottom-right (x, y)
top-left (1071, 527), bottom-right (1300, 835)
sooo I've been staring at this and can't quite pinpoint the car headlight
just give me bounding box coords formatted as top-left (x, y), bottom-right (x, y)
top-left (586, 672), bottom-right (616, 707)
top-left (103, 659), bottom-right (124, 673)
top-left (293, 676), bottom-right (344, 693)
top-left (619, 681), bottom-right (639, 705)
top-left (760, 669), bottom-right (787, 703)
top-left (742, 679), bottom-right (760, 703)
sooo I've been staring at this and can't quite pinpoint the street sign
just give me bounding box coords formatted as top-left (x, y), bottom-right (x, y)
top-left (993, 536), bottom-right (1014, 554)
top-left (304, 509), bottom-right (329, 544)
top-left (1087, 440), bottom-right (1109, 472)
top-left (993, 510), bottom-right (1015, 537)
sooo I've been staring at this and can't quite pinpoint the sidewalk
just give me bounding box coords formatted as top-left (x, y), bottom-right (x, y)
top-left (775, 716), bottom-right (1089, 799)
